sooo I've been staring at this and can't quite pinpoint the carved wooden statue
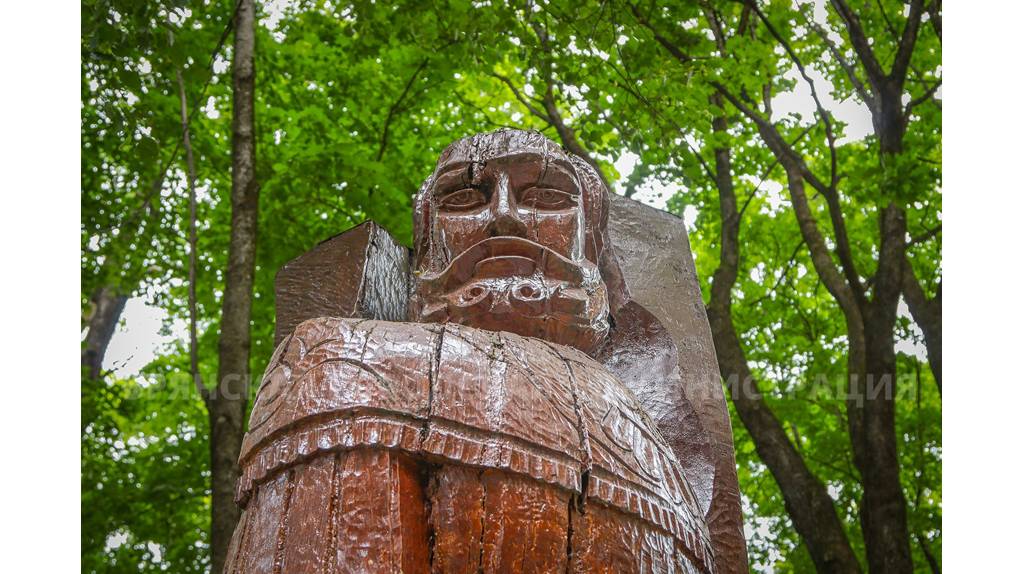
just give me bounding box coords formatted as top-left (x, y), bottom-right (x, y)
top-left (223, 129), bottom-right (747, 573)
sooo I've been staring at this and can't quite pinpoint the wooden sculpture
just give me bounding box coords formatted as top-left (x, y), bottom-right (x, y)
top-left (223, 129), bottom-right (747, 573)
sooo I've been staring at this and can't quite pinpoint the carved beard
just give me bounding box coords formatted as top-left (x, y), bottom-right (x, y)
top-left (412, 237), bottom-right (610, 355)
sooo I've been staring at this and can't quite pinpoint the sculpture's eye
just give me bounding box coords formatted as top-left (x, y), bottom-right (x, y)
top-left (439, 188), bottom-right (486, 211)
top-left (521, 187), bottom-right (576, 210)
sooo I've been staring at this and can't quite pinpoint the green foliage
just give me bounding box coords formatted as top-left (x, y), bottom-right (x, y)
top-left (82, 0), bottom-right (940, 571)
top-left (82, 358), bottom-right (209, 573)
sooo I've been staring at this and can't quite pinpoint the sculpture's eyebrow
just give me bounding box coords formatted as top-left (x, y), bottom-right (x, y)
top-left (432, 152), bottom-right (581, 193)
top-left (435, 160), bottom-right (469, 179)
top-left (432, 162), bottom-right (471, 194)
top-left (536, 161), bottom-right (581, 194)
top-left (505, 151), bottom-right (577, 180)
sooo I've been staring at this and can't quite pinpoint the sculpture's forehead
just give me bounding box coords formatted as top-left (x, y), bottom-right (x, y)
top-left (432, 150), bottom-right (579, 186)
top-left (435, 130), bottom-right (571, 168)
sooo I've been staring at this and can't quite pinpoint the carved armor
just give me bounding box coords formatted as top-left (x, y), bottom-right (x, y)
top-left (226, 318), bottom-right (714, 573)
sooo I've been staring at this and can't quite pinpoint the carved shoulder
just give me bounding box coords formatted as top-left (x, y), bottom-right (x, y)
top-left (241, 317), bottom-right (439, 465)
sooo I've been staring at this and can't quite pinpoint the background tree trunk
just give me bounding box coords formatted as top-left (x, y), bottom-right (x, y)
top-left (706, 104), bottom-right (861, 573)
top-left (856, 205), bottom-right (913, 574)
top-left (209, 1), bottom-right (257, 572)
top-left (81, 286), bottom-right (128, 380)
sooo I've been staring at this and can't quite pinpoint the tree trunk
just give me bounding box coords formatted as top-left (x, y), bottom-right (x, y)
top-left (81, 286), bottom-right (128, 380)
top-left (176, 67), bottom-right (204, 398)
top-left (749, 101), bottom-right (914, 574)
top-left (854, 206), bottom-right (914, 574)
top-left (710, 310), bottom-right (863, 574)
top-left (210, 1), bottom-right (258, 572)
top-left (706, 104), bottom-right (861, 573)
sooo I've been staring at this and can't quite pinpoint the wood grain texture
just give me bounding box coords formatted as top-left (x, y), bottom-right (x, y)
top-left (428, 466), bottom-right (484, 574)
top-left (274, 222), bottom-right (409, 346)
top-left (278, 455), bottom-right (335, 572)
top-left (226, 450), bottom-right (431, 573)
top-left (228, 319), bottom-right (715, 572)
top-left (479, 469), bottom-right (570, 572)
top-left (332, 450), bottom-right (429, 573)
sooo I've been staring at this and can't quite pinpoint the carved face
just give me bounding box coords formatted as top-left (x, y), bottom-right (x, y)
top-left (411, 129), bottom-right (613, 354)
top-left (429, 149), bottom-right (586, 262)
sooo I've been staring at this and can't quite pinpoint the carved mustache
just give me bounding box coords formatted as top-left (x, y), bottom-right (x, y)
top-left (419, 236), bottom-right (590, 292)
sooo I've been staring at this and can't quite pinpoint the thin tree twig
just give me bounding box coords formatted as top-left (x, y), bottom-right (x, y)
top-left (377, 58), bottom-right (430, 161)
top-left (96, 3), bottom-right (240, 238)
top-left (804, 17), bottom-right (873, 109)
top-left (744, 1), bottom-right (840, 191)
top-left (628, 2), bottom-right (696, 65)
top-left (176, 67), bottom-right (209, 401)
top-left (829, 0), bottom-right (886, 90)
top-left (891, 0), bottom-right (926, 84)
top-left (491, 72), bottom-right (550, 121)
top-left (905, 78), bottom-right (942, 115)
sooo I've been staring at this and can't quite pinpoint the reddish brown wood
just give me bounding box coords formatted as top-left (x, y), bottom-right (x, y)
top-left (479, 469), bottom-right (571, 572)
top-left (428, 467), bottom-right (571, 573)
top-left (410, 129), bottom-right (626, 356)
top-left (225, 449), bottom-right (431, 573)
top-left (278, 454), bottom-right (335, 571)
top-left (225, 129), bottom-right (746, 573)
top-left (570, 501), bottom-right (704, 573)
top-left (429, 466), bottom-right (484, 574)
top-left (333, 450), bottom-right (430, 572)
top-left (227, 318), bottom-right (713, 572)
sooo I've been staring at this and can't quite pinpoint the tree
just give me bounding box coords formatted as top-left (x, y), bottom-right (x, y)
top-left (705, 2), bottom-right (941, 570)
top-left (207, 0), bottom-right (257, 570)
top-left (82, 286), bottom-right (129, 379)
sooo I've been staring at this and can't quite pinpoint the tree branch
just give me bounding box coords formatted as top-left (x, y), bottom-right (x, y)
top-left (604, 64), bottom-right (717, 183)
top-left (750, 238), bottom-right (805, 308)
top-left (491, 72), bottom-right (551, 123)
top-left (901, 257), bottom-right (941, 393)
top-left (704, 98), bottom-right (862, 570)
top-left (874, 0), bottom-right (931, 94)
top-left (176, 68), bottom-right (210, 402)
top-left (95, 5), bottom-right (238, 239)
top-left (745, 2), bottom-right (840, 189)
top-left (452, 89), bottom-right (510, 129)
top-left (891, 0), bottom-right (926, 85)
top-left (377, 58), bottom-right (429, 161)
top-left (917, 533), bottom-right (941, 574)
top-left (828, 0), bottom-right (886, 91)
top-left (928, 0), bottom-right (942, 42)
top-left (905, 78), bottom-right (942, 116)
top-left (872, 0), bottom-right (901, 45)
top-left (713, 82), bottom-right (862, 322)
top-left (628, 2), bottom-right (695, 65)
top-left (715, 79), bottom-right (865, 302)
top-left (805, 17), bottom-right (873, 107)
top-left (81, 286), bottom-right (128, 379)
top-left (528, 19), bottom-right (610, 189)
top-left (908, 223), bottom-right (941, 247)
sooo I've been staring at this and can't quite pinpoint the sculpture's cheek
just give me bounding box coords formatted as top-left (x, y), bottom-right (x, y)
top-left (433, 209), bottom-right (492, 261)
top-left (518, 208), bottom-right (582, 261)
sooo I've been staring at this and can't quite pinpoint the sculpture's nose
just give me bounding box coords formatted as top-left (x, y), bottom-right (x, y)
top-left (487, 172), bottom-right (528, 237)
